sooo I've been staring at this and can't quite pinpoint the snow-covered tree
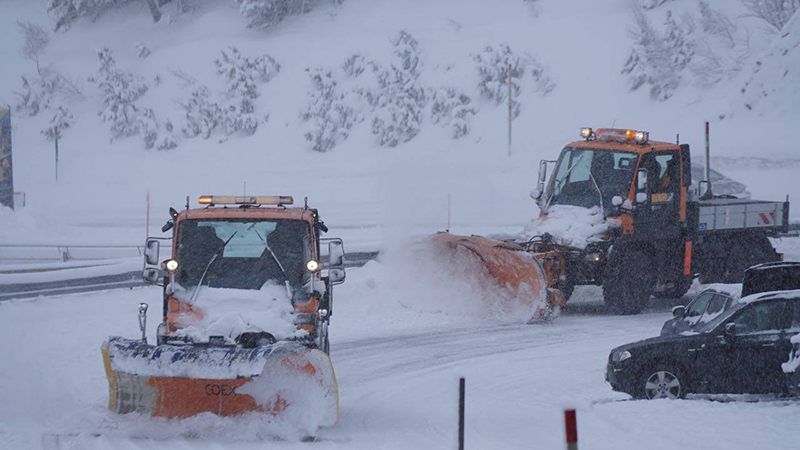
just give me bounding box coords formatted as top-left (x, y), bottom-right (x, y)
top-left (368, 31), bottom-right (428, 147)
top-left (214, 46), bottom-right (280, 135)
top-left (689, 1), bottom-right (751, 85)
top-left (40, 106), bottom-right (74, 140)
top-left (301, 68), bottom-right (357, 152)
top-left (472, 44), bottom-right (554, 117)
top-left (742, 0), bottom-right (800, 32)
top-left (430, 87), bottom-right (476, 139)
top-left (135, 42), bottom-right (151, 59)
top-left (622, 7), bottom-right (692, 100)
top-left (17, 21), bottom-right (49, 75)
top-left (235, 0), bottom-right (318, 28)
top-left (90, 47), bottom-right (154, 143)
top-left (48, 0), bottom-right (173, 30)
top-left (640, 0), bottom-right (675, 10)
top-left (180, 85), bottom-right (222, 139)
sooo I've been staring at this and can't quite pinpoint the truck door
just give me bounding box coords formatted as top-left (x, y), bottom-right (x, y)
top-left (635, 150), bottom-right (681, 238)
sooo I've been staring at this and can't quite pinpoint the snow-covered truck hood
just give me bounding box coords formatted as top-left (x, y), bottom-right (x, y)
top-left (519, 205), bottom-right (620, 249)
top-left (171, 283), bottom-right (307, 343)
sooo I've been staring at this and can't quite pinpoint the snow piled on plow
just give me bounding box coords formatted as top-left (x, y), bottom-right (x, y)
top-left (171, 283), bottom-right (305, 343)
top-left (520, 205), bottom-right (619, 249)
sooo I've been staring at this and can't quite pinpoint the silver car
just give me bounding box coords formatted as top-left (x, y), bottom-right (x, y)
top-left (660, 287), bottom-right (739, 336)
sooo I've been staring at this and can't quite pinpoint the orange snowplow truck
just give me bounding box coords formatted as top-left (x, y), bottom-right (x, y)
top-left (524, 127), bottom-right (789, 314)
top-left (101, 195), bottom-right (344, 427)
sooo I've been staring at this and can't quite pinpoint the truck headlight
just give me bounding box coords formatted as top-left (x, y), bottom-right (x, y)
top-left (584, 252), bottom-right (602, 263)
top-left (612, 350), bottom-right (631, 362)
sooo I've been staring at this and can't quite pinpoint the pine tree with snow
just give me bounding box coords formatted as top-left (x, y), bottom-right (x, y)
top-left (622, 7), bottom-right (681, 100)
top-left (236, 0), bottom-right (318, 29)
top-left (430, 87), bottom-right (476, 139)
top-left (40, 105), bottom-right (74, 140)
top-left (90, 47), bottom-right (151, 141)
top-left (369, 31), bottom-right (428, 147)
top-left (180, 86), bottom-right (222, 139)
top-left (472, 44), bottom-right (554, 118)
top-left (301, 68), bottom-right (356, 152)
top-left (48, 0), bottom-right (168, 31)
top-left (214, 46), bottom-right (280, 135)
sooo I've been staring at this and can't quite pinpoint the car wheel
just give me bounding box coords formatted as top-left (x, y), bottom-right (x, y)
top-left (640, 366), bottom-right (685, 400)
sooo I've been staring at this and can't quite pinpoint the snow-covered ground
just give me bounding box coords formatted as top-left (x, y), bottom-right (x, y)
top-left (2, 238), bottom-right (800, 450)
top-left (2, 1), bottom-right (800, 448)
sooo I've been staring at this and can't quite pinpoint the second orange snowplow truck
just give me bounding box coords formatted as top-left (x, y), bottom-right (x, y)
top-left (101, 195), bottom-right (344, 430)
top-left (441, 128), bottom-right (788, 315)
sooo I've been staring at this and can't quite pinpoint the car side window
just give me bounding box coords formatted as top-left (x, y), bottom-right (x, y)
top-left (733, 301), bottom-right (789, 334)
top-left (686, 292), bottom-right (713, 317)
top-left (788, 300), bottom-right (800, 333)
top-left (699, 295), bottom-right (727, 324)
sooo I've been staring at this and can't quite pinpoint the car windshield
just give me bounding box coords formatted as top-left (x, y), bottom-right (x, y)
top-left (547, 148), bottom-right (638, 213)
top-left (695, 302), bottom-right (746, 334)
top-left (176, 218), bottom-right (311, 290)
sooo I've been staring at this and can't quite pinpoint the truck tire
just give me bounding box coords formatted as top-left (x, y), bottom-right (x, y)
top-left (723, 233), bottom-right (777, 283)
top-left (603, 250), bottom-right (653, 315)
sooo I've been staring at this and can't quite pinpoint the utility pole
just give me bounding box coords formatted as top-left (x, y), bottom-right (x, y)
top-left (507, 63), bottom-right (513, 157)
top-left (54, 125), bottom-right (59, 181)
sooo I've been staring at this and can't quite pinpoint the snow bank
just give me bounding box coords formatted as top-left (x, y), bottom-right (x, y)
top-left (171, 283), bottom-right (303, 343)
top-left (520, 205), bottom-right (619, 249)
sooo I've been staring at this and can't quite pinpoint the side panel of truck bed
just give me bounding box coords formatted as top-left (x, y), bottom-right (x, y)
top-left (697, 199), bottom-right (788, 233)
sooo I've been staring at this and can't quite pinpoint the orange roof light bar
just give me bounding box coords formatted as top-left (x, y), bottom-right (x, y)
top-left (198, 195), bottom-right (294, 206)
top-left (592, 128), bottom-right (650, 145)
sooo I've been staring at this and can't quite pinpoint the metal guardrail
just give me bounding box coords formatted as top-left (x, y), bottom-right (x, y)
top-left (0, 244), bottom-right (144, 262)
top-left (0, 251), bottom-right (380, 301)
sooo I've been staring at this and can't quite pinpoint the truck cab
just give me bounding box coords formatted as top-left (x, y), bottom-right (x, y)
top-left (141, 195), bottom-right (345, 353)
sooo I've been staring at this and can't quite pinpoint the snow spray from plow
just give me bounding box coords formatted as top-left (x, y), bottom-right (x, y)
top-left (428, 233), bottom-right (563, 322)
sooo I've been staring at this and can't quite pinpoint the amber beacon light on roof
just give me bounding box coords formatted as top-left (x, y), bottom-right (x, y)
top-left (198, 195), bottom-right (294, 206)
top-left (582, 127), bottom-right (649, 145)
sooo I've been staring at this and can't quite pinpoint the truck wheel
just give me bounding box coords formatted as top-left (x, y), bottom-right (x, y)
top-left (723, 235), bottom-right (776, 283)
top-left (603, 250), bottom-right (653, 315)
top-left (652, 278), bottom-right (692, 300)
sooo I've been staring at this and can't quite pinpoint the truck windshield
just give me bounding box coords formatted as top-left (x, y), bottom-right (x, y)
top-left (548, 148), bottom-right (638, 212)
top-left (176, 218), bottom-right (311, 290)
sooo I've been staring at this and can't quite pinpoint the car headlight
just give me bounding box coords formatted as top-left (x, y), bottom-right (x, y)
top-left (612, 350), bottom-right (631, 362)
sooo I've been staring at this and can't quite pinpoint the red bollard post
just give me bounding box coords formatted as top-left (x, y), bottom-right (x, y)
top-left (564, 409), bottom-right (578, 450)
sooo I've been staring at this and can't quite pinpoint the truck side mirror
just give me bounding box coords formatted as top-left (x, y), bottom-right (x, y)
top-left (537, 160), bottom-right (547, 186)
top-left (328, 268), bottom-right (345, 284)
top-left (328, 240), bottom-right (345, 267)
top-left (530, 189), bottom-right (542, 200)
top-left (637, 169), bottom-right (648, 191)
top-left (143, 267), bottom-right (164, 286)
top-left (144, 238), bottom-right (160, 266)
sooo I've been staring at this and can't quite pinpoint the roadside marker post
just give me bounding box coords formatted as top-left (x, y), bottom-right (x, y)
top-left (458, 377), bottom-right (465, 450)
top-left (54, 125), bottom-right (59, 181)
top-left (564, 409), bottom-right (578, 450)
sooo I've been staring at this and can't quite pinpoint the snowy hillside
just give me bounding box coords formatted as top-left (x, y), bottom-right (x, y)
top-left (1, 0), bottom-right (798, 244)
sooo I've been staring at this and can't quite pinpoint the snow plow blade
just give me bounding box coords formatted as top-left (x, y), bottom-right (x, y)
top-left (428, 233), bottom-right (563, 321)
top-left (101, 337), bottom-right (338, 426)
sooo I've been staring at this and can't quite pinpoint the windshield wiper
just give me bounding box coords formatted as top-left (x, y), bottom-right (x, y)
top-left (252, 228), bottom-right (293, 299)
top-left (587, 169), bottom-right (605, 217)
top-left (545, 152), bottom-right (586, 211)
top-left (188, 231), bottom-right (238, 305)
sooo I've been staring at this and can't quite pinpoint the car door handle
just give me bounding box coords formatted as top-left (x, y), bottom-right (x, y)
top-left (761, 343), bottom-right (777, 347)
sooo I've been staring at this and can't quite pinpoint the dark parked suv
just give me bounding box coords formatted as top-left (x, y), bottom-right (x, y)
top-left (607, 291), bottom-right (800, 399)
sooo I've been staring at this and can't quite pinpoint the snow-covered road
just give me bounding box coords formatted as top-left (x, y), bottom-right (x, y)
top-left (1, 277), bottom-right (798, 450)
